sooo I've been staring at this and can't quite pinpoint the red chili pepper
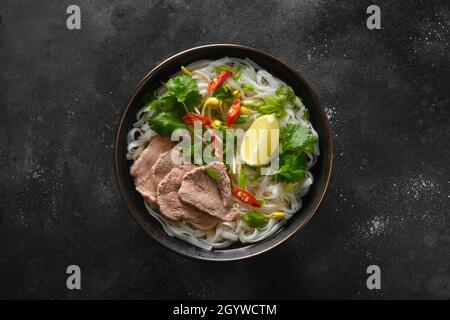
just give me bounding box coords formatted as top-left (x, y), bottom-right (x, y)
top-left (226, 98), bottom-right (241, 127)
top-left (181, 113), bottom-right (212, 126)
top-left (207, 70), bottom-right (231, 93)
top-left (232, 187), bottom-right (261, 207)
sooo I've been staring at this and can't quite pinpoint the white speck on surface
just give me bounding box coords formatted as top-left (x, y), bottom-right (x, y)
top-left (30, 165), bottom-right (46, 182)
top-left (324, 105), bottom-right (337, 124)
top-left (405, 175), bottom-right (440, 200)
top-left (354, 215), bottom-right (391, 240)
top-left (369, 216), bottom-right (388, 236)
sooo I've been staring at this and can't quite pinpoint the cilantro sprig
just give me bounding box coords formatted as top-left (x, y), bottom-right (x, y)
top-left (274, 123), bottom-right (318, 183)
top-left (258, 85), bottom-right (296, 117)
top-left (143, 75), bottom-right (201, 136)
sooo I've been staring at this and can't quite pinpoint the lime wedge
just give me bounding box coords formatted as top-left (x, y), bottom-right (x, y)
top-left (240, 114), bottom-right (279, 166)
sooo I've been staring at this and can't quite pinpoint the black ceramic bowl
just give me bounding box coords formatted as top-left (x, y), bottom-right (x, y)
top-left (114, 44), bottom-right (332, 261)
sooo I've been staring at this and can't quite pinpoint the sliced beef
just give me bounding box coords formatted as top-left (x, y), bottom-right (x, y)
top-left (178, 161), bottom-right (238, 221)
top-left (157, 165), bottom-right (218, 230)
top-left (130, 136), bottom-right (173, 207)
top-left (150, 149), bottom-right (182, 186)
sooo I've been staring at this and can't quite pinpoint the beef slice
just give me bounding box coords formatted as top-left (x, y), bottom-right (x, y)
top-left (157, 165), bottom-right (218, 230)
top-left (178, 161), bottom-right (238, 221)
top-left (130, 136), bottom-right (173, 207)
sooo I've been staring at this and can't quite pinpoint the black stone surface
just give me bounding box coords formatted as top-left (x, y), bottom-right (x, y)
top-left (0, 0), bottom-right (449, 299)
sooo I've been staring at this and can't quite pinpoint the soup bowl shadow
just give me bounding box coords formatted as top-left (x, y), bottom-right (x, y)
top-left (113, 44), bottom-right (333, 261)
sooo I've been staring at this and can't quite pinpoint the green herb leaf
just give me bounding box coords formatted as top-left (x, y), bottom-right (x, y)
top-left (275, 85), bottom-right (296, 104)
top-left (147, 112), bottom-right (187, 136)
top-left (281, 123), bottom-right (318, 153)
top-left (275, 123), bottom-right (317, 183)
top-left (142, 98), bottom-right (158, 113)
top-left (241, 211), bottom-right (269, 228)
top-left (142, 91), bottom-right (156, 104)
top-left (206, 168), bottom-right (219, 181)
top-left (165, 75), bottom-right (201, 107)
top-left (276, 153), bottom-right (308, 183)
top-left (145, 75), bottom-right (201, 135)
top-left (258, 85), bottom-right (296, 117)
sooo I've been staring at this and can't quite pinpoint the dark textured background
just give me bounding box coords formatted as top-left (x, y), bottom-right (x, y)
top-left (0, 0), bottom-right (449, 299)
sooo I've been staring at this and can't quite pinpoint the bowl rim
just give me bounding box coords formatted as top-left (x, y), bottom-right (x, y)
top-left (113, 43), bottom-right (333, 261)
